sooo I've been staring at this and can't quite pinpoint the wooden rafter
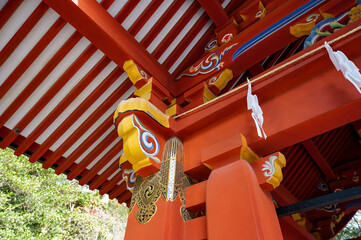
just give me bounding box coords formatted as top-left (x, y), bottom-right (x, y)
top-left (302, 139), bottom-right (336, 181)
top-left (197, 0), bottom-right (229, 28)
top-left (272, 184), bottom-right (299, 206)
top-left (0, 0), bottom-right (23, 29)
top-left (0, 2), bottom-right (49, 66)
top-left (42, 0), bottom-right (174, 93)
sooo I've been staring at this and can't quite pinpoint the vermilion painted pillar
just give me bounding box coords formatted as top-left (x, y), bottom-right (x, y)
top-left (207, 159), bottom-right (284, 239)
top-left (124, 137), bottom-right (191, 240)
top-left (115, 98), bottom-right (288, 239)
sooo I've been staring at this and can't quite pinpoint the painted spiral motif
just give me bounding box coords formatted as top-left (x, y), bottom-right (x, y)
top-left (208, 76), bottom-right (218, 85)
top-left (262, 155), bottom-right (277, 180)
top-left (306, 13), bottom-right (319, 22)
top-left (133, 115), bottom-right (159, 157)
top-left (123, 168), bottom-right (136, 191)
top-left (205, 38), bottom-right (218, 51)
top-left (255, 8), bottom-right (266, 18)
top-left (175, 43), bottom-right (238, 79)
top-left (194, 53), bottom-right (221, 72)
top-left (318, 181), bottom-right (329, 191)
top-left (139, 68), bottom-right (148, 79)
top-left (304, 12), bottom-right (349, 49)
top-left (320, 204), bottom-right (339, 213)
top-left (134, 63), bottom-right (147, 79)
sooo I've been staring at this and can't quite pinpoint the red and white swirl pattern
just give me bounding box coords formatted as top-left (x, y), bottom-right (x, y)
top-left (133, 115), bottom-right (159, 157)
top-left (205, 38), bottom-right (218, 51)
top-left (122, 168), bottom-right (136, 191)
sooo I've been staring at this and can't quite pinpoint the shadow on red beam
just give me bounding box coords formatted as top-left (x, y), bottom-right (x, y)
top-left (176, 23), bottom-right (361, 176)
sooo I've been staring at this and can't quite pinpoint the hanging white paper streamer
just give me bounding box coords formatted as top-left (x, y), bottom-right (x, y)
top-left (325, 42), bottom-right (361, 94)
top-left (247, 79), bottom-right (267, 139)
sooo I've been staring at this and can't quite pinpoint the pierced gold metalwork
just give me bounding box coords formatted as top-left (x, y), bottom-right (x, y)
top-left (129, 137), bottom-right (192, 224)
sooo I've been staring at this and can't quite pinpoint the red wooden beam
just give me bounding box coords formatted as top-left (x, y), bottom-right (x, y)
top-left (174, 0), bottom-right (301, 95)
top-left (109, 182), bottom-right (127, 199)
top-left (152, 1), bottom-right (201, 61)
top-left (108, 182), bottom-right (127, 199)
top-left (171, 24), bottom-right (215, 77)
top-left (279, 217), bottom-right (316, 240)
top-left (333, 159), bottom-right (361, 176)
top-left (105, 182), bottom-right (127, 198)
top-left (15, 56), bottom-right (111, 157)
top-left (88, 159), bottom-right (120, 189)
top-left (42, 0), bottom-right (174, 94)
top-left (40, 68), bottom-right (124, 168)
top-left (174, 0), bottom-right (354, 96)
top-left (318, 127), bottom-right (341, 154)
top-left (40, 78), bottom-right (130, 167)
top-left (0, 0), bottom-right (23, 30)
top-left (66, 131), bottom-right (118, 181)
top-left (0, 41), bottom-right (95, 151)
top-left (0, 0), bottom-right (115, 151)
top-left (352, 119), bottom-right (361, 138)
top-left (283, 145), bottom-right (306, 184)
top-left (116, 190), bottom-right (131, 203)
top-left (197, 0), bottom-right (229, 28)
top-left (293, 168), bottom-right (319, 198)
top-left (288, 157), bottom-right (316, 194)
top-left (332, 213), bottom-right (358, 238)
top-left (99, 173), bottom-right (123, 195)
top-left (113, 0), bottom-right (140, 24)
top-left (140, 0), bottom-right (185, 49)
top-left (0, 17), bottom-right (66, 99)
top-left (163, 11), bottom-right (209, 71)
top-left (128, 0), bottom-right (162, 36)
top-left (326, 128), bottom-right (352, 166)
top-left (0, 2), bottom-right (49, 66)
top-left (302, 139), bottom-right (336, 181)
top-left (81, 141), bottom-right (123, 186)
top-left (179, 22), bottom-right (361, 177)
top-left (54, 115), bottom-right (113, 175)
top-left (272, 184), bottom-right (299, 206)
top-left (0, 27), bottom-right (80, 130)
top-left (299, 174), bottom-right (322, 200)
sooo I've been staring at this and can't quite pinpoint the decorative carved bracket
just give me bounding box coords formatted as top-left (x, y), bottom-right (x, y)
top-left (201, 134), bottom-right (286, 191)
top-left (117, 114), bottom-right (162, 175)
top-left (288, 1), bottom-right (358, 47)
top-left (123, 60), bottom-right (149, 89)
top-left (240, 134), bottom-right (286, 191)
top-left (114, 98), bottom-right (174, 177)
top-left (251, 152), bottom-right (286, 191)
top-left (207, 68), bottom-right (233, 95)
top-left (123, 60), bottom-right (172, 112)
top-left (120, 161), bottom-right (136, 192)
top-left (133, 77), bottom-right (171, 112)
top-left (241, 134), bottom-right (286, 191)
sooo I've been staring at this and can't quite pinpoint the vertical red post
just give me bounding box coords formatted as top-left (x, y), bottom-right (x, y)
top-left (206, 160), bottom-right (284, 239)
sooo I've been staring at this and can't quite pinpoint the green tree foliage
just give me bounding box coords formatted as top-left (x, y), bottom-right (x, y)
top-left (0, 148), bottom-right (128, 240)
top-left (334, 211), bottom-right (361, 240)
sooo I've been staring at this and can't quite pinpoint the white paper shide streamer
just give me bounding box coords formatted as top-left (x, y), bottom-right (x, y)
top-left (325, 41), bottom-right (361, 94)
top-left (247, 79), bottom-right (267, 139)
